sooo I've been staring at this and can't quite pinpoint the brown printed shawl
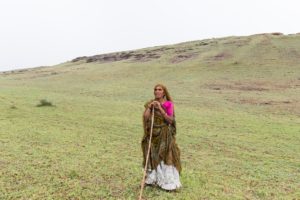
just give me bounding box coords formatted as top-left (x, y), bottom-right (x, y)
top-left (141, 99), bottom-right (182, 174)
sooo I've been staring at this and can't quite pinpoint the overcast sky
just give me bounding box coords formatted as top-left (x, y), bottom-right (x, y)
top-left (0, 0), bottom-right (299, 72)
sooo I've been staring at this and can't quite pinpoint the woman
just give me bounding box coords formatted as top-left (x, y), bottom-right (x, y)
top-left (141, 83), bottom-right (182, 191)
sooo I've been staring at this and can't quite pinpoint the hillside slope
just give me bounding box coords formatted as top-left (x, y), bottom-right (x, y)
top-left (1, 32), bottom-right (299, 116)
top-left (0, 33), bottom-right (299, 199)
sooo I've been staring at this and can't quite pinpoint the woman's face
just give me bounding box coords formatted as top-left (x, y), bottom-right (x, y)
top-left (154, 86), bottom-right (164, 99)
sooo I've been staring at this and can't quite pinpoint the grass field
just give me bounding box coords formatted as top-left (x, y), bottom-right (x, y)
top-left (0, 33), bottom-right (299, 199)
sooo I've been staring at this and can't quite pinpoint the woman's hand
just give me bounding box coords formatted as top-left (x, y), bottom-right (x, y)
top-left (147, 100), bottom-right (174, 124)
top-left (148, 101), bottom-right (161, 109)
top-left (153, 101), bottom-right (162, 109)
top-left (152, 101), bottom-right (168, 116)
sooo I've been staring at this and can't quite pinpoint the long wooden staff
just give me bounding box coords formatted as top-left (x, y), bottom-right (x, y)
top-left (138, 106), bottom-right (155, 200)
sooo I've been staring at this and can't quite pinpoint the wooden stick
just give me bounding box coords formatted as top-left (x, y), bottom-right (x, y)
top-left (138, 106), bottom-right (155, 200)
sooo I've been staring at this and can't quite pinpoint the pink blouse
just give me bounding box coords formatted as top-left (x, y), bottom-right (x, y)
top-left (162, 101), bottom-right (174, 116)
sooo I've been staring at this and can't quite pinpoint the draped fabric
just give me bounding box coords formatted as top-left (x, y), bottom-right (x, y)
top-left (141, 99), bottom-right (182, 176)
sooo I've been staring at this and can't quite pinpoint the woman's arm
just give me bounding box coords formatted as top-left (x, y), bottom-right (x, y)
top-left (152, 101), bottom-right (174, 124)
top-left (144, 101), bottom-right (174, 124)
top-left (158, 106), bottom-right (174, 124)
top-left (143, 102), bottom-right (153, 121)
top-left (143, 106), bottom-right (151, 120)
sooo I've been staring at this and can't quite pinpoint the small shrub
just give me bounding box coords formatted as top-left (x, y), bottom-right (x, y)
top-left (36, 99), bottom-right (54, 107)
top-left (68, 170), bottom-right (79, 179)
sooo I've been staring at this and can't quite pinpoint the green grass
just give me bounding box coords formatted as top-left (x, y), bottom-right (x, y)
top-left (0, 33), bottom-right (299, 199)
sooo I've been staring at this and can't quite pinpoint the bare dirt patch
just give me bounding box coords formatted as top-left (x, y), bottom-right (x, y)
top-left (71, 48), bottom-right (174, 63)
top-left (271, 32), bottom-right (284, 36)
top-left (205, 82), bottom-right (268, 91)
top-left (222, 38), bottom-right (251, 47)
top-left (204, 80), bottom-right (297, 91)
top-left (0, 67), bottom-right (67, 80)
top-left (170, 53), bottom-right (198, 63)
top-left (229, 98), bottom-right (294, 106)
top-left (212, 52), bottom-right (232, 61)
top-left (227, 97), bottom-right (300, 115)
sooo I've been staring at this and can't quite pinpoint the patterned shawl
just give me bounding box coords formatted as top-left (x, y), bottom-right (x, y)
top-left (141, 99), bottom-right (182, 174)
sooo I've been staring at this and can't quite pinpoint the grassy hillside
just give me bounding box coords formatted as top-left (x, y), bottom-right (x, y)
top-left (0, 33), bottom-right (299, 199)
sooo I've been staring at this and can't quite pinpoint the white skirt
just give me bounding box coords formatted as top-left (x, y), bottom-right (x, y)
top-left (145, 160), bottom-right (182, 190)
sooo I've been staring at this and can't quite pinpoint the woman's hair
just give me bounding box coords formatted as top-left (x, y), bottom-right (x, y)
top-left (154, 83), bottom-right (175, 117)
top-left (154, 83), bottom-right (173, 101)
